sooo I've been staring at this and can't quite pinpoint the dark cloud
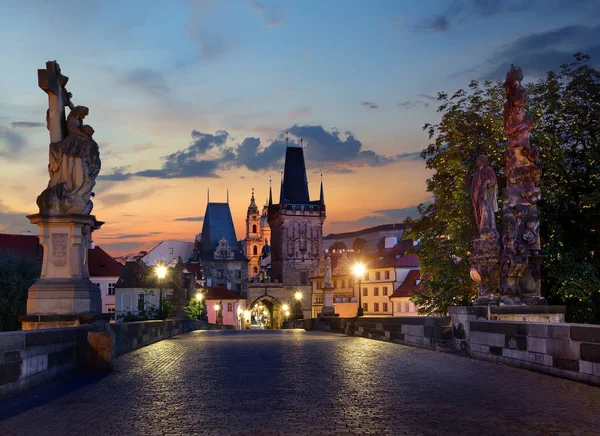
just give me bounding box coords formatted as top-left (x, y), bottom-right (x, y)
top-left (190, 130), bottom-right (229, 154)
top-left (98, 167), bottom-right (132, 181)
top-left (395, 151), bottom-right (422, 161)
top-left (332, 201), bottom-right (432, 226)
top-left (174, 216), bottom-right (204, 222)
top-left (417, 93), bottom-right (437, 102)
top-left (10, 121), bottom-right (44, 129)
top-left (101, 125), bottom-right (415, 179)
top-left (418, 15), bottom-right (450, 32)
top-left (398, 100), bottom-right (430, 109)
top-left (249, 0), bottom-right (284, 27)
top-left (374, 200), bottom-right (432, 220)
top-left (235, 137), bottom-right (286, 171)
top-left (483, 24), bottom-right (600, 79)
top-left (361, 101), bottom-right (379, 109)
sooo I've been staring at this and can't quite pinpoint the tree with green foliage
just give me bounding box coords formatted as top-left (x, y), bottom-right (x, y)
top-left (184, 297), bottom-right (205, 320)
top-left (406, 54), bottom-right (600, 322)
top-left (0, 252), bottom-right (40, 331)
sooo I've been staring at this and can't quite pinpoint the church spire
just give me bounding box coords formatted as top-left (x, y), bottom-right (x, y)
top-left (268, 178), bottom-right (273, 207)
top-left (320, 173), bottom-right (325, 206)
top-left (248, 188), bottom-right (258, 211)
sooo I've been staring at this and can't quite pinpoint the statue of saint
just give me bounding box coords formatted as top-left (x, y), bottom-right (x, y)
top-left (37, 74), bottom-right (101, 215)
top-left (324, 255), bottom-right (333, 288)
top-left (470, 155), bottom-right (498, 234)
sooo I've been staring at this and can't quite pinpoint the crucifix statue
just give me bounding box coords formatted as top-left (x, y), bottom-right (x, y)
top-left (36, 61), bottom-right (101, 216)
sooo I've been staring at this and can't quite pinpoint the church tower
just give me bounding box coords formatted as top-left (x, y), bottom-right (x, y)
top-left (244, 189), bottom-right (263, 280)
top-left (268, 143), bottom-right (326, 286)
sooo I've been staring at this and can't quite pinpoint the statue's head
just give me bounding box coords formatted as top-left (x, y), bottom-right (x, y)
top-left (74, 106), bottom-right (89, 118)
top-left (476, 155), bottom-right (489, 168)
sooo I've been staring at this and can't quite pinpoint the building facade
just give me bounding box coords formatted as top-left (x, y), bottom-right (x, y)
top-left (244, 189), bottom-right (271, 281)
top-left (88, 245), bottom-right (124, 316)
top-left (204, 286), bottom-right (247, 329)
top-left (390, 269), bottom-right (421, 316)
top-left (141, 240), bottom-right (195, 266)
top-left (310, 252), bottom-right (356, 318)
top-left (323, 223), bottom-right (406, 253)
top-left (200, 202), bottom-right (248, 296)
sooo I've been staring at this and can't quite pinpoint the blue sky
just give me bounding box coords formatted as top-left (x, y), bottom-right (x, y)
top-left (1, 0), bottom-right (598, 255)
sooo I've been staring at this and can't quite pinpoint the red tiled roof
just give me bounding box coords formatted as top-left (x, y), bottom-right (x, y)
top-left (395, 254), bottom-right (420, 268)
top-left (0, 233), bottom-right (43, 261)
top-left (391, 270), bottom-right (422, 298)
top-left (365, 240), bottom-right (415, 269)
top-left (88, 246), bottom-right (124, 277)
top-left (203, 286), bottom-right (246, 301)
top-left (184, 263), bottom-right (202, 279)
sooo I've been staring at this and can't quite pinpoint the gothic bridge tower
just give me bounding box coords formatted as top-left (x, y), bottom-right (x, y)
top-left (268, 143), bottom-right (326, 286)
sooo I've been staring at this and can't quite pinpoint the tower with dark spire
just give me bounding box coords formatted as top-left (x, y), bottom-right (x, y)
top-left (268, 143), bottom-right (326, 286)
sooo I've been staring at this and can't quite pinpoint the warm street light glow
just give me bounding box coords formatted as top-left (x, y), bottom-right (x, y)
top-left (214, 304), bottom-right (221, 311)
top-left (352, 263), bottom-right (366, 278)
top-left (294, 291), bottom-right (302, 301)
top-left (155, 265), bottom-right (167, 279)
top-left (195, 293), bottom-right (203, 301)
top-left (285, 310), bottom-right (290, 317)
top-left (282, 304), bottom-right (289, 311)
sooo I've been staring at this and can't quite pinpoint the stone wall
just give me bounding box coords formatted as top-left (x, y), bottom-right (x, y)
top-left (307, 316), bottom-right (454, 351)
top-left (109, 319), bottom-right (210, 357)
top-left (468, 320), bottom-right (600, 386)
top-left (0, 326), bottom-right (92, 398)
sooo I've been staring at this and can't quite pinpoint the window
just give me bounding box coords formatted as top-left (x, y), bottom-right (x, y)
top-left (383, 286), bottom-right (388, 296)
top-left (252, 224), bottom-right (257, 233)
top-left (235, 284), bottom-right (242, 293)
top-left (235, 270), bottom-right (241, 279)
top-left (108, 283), bottom-right (116, 296)
top-left (341, 279), bottom-right (346, 289)
top-left (374, 303), bottom-right (379, 312)
top-left (253, 245), bottom-right (258, 255)
top-left (227, 303), bottom-right (233, 312)
top-left (362, 287), bottom-right (368, 297)
top-left (137, 293), bottom-right (145, 311)
top-left (253, 267), bottom-right (258, 274)
top-left (217, 270), bottom-right (224, 279)
top-left (376, 271), bottom-right (381, 280)
top-left (363, 303), bottom-right (368, 312)
top-left (317, 281), bottom-right (321, 289)
top-left (333, 280), bottom-right (337, 288)
top-left (405, 302), bottom-right (410, 312)
top-left (385, 271), bottom-right (390, 280)
top-left (383, 302), bottom-right (388, 312)
top-left (122, 293), bottom-right (132, 311)
top-left (374, 287), bottom-right (379, 296)
top-left (397, 302), bottom-right (402, 312)
top-left (300, 270), bottom-right (309, 285)
top-left (315, 297), bottom-right (323, 304)
top-left (169, 248), bottom-right (173, 255)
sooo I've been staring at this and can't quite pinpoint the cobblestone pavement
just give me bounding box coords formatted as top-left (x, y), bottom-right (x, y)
top-left (1, 330), bottom-right (599, 436)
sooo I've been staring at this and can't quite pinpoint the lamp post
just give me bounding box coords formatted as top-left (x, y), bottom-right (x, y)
top-left (352, 263), bottom-right (366, 317)
top-left (294, 291), bottom-right (302, 319)
top-left (155, 264), bottom-right (167, 319)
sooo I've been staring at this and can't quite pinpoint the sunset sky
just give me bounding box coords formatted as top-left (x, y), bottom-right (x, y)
top-left (0, 0), bottom-right (598, 256)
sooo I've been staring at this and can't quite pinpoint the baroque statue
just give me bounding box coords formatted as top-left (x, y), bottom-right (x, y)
top-left (471, 155), bottom-right (498, 234)
top-left (469, 155), bottom-right (501, 305)
top-left (500, 65), bottom-right (544, 304)
top-left (37, 61), bottom-right (101, 215)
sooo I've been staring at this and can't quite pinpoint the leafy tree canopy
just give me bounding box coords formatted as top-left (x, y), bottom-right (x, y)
top-left (406, 54), bottom-right (600, 322)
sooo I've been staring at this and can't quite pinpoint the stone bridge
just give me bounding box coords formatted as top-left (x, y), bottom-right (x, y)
top-left (1, 329), bottom-right (599, 435)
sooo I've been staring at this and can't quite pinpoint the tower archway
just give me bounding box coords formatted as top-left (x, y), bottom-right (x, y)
top-left (248, 295), bottom-right (283, 329)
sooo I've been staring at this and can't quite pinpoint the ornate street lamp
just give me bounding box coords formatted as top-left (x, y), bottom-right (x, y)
top-left (155, 264), bottom-right (167, 319)
top-left (214, 303), bottom-right (221, 325)
top-left (352, 263), bottom-right (366, 317)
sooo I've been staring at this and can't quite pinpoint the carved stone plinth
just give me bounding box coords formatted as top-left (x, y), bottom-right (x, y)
top-left (22, 213), bottom-right (103, 330)
top-left (470, 230), bottom-right (501, 305)
top-left (320, 286), bottom-right (338, 317)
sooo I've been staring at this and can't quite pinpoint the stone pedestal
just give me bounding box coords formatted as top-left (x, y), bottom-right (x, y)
top-left (21, 213), bottom-right (104, 330)
top-left (320, 285), bottom-right (338, 317)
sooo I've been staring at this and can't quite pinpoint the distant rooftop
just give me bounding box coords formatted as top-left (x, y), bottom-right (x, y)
top-left (324, 223), bottom-right (406, 240)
